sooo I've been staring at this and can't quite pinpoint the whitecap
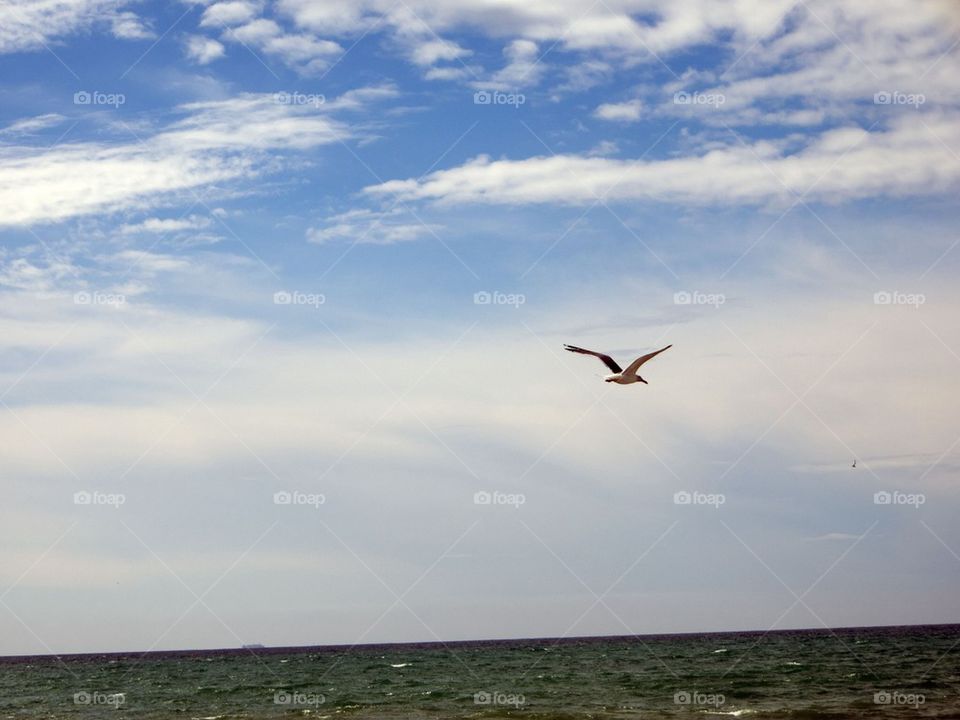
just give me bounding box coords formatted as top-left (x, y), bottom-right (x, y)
top-left (390, 662), bottom-right (411, 668)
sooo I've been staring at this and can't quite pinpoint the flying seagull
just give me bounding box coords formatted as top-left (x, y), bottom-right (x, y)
top-left (564, 343), bottom-right (672, 385)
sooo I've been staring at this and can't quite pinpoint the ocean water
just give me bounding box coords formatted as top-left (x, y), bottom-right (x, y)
top-left (1, 625), bottom-right (958, 719)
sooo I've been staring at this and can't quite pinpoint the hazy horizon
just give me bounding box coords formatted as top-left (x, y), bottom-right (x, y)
top-left (4, 621), bottom-right (959, 661)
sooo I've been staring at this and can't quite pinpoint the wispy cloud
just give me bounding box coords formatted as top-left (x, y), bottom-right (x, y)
top-left (0, 0), bottom-right (143, 53)
top-left (184, 34), bottom-right (226, 64)
top-left (306, 207), bottom-right (440, 245)
top-left (119, 215), bottom-right (213, 235)
top-left (367, 113), bottom-right (960, 206)
top-left (594, 99), bottom-right (643, 122)
top-left (0, 113), bottom-right (66, 136)
top-left (0, 88), bottom-right (394, 227)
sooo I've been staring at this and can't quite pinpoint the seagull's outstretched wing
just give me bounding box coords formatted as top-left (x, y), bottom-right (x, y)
top-left (563, 344), bottom-right (622, 373)
top-left (622, 344), bottom-right (672, 375)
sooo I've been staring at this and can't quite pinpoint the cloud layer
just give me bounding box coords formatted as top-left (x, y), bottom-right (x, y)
top-left (367, 113), bottom-right (960, 206)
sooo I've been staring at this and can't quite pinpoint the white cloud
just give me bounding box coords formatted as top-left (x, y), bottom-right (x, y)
top-left (271, 0), bottom-right (797, 55)
top-left (480, 39), bottom-right (543, 89)
top-left (220, 18), bottom-right (342, 73)
top-left (553, 59), bottom-right (613, 94)
top-left (119, 215), bottom-right (213, 234)
top-left (594, 99), bottom-right (643, 122)
top-left (366, 112), bottom-right (960, 207)
top-left (587, 140), bottom-right (619, 157)
top-left (199, 1), bottom-right (261, 28)
top-left (107, 249), bottom-right (192, 274)
top-left (0, 0), bottom-right (140, 53)
top-left (306, 208), bottom-right (440, 245)
top-left (323, 83), bottom-right (399, 111)
top-left (423, 65), bottom-right (474, 81)
top-left (223, 17), bottom-right (281, 44)
top-left (260, 33), bottom-right (341, 64)
top-left (0, 114), bottom-right (66, 135)
top-left (409, 38), bottom-right (470, 67)
top-left (191, 0), bottom-right (960, 123)
top-left (184, 34), bottom-right (226, 64)
top-left (0, 89), bottom-right (396, 228)
top-left (0, 257), bottom-right (77, 292)
top-left (109, 10), bottom-right (152, 39)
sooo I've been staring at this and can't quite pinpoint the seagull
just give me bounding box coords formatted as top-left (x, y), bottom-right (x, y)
top-left (564, 343), bottom-right (672, 385)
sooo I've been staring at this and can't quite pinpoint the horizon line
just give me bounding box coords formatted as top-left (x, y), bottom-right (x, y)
top-left (2, 621), bottom-right (957, 663)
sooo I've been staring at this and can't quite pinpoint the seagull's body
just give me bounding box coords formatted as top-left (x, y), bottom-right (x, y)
top-left (564, 343), bottom-right (672, 385)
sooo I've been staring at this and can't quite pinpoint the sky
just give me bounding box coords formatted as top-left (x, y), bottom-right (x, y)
top-left (1, 0), bottom-right (959, 656)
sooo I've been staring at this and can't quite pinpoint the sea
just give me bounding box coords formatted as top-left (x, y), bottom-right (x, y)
top-left (1, 624), bottom-right (958, 719)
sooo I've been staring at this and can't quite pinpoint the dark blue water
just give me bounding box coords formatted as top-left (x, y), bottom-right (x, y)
top-left (1, 625), bottom-right (958, 719)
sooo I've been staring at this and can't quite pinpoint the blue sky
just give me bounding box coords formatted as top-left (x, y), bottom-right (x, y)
top-left (1, 0), bottom-right (959, 655)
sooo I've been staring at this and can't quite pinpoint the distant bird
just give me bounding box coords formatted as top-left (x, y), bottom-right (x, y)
top-left (852, 459), bottom-right (857, 468)
top-left (564, 343), bottom-right (672, 385)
